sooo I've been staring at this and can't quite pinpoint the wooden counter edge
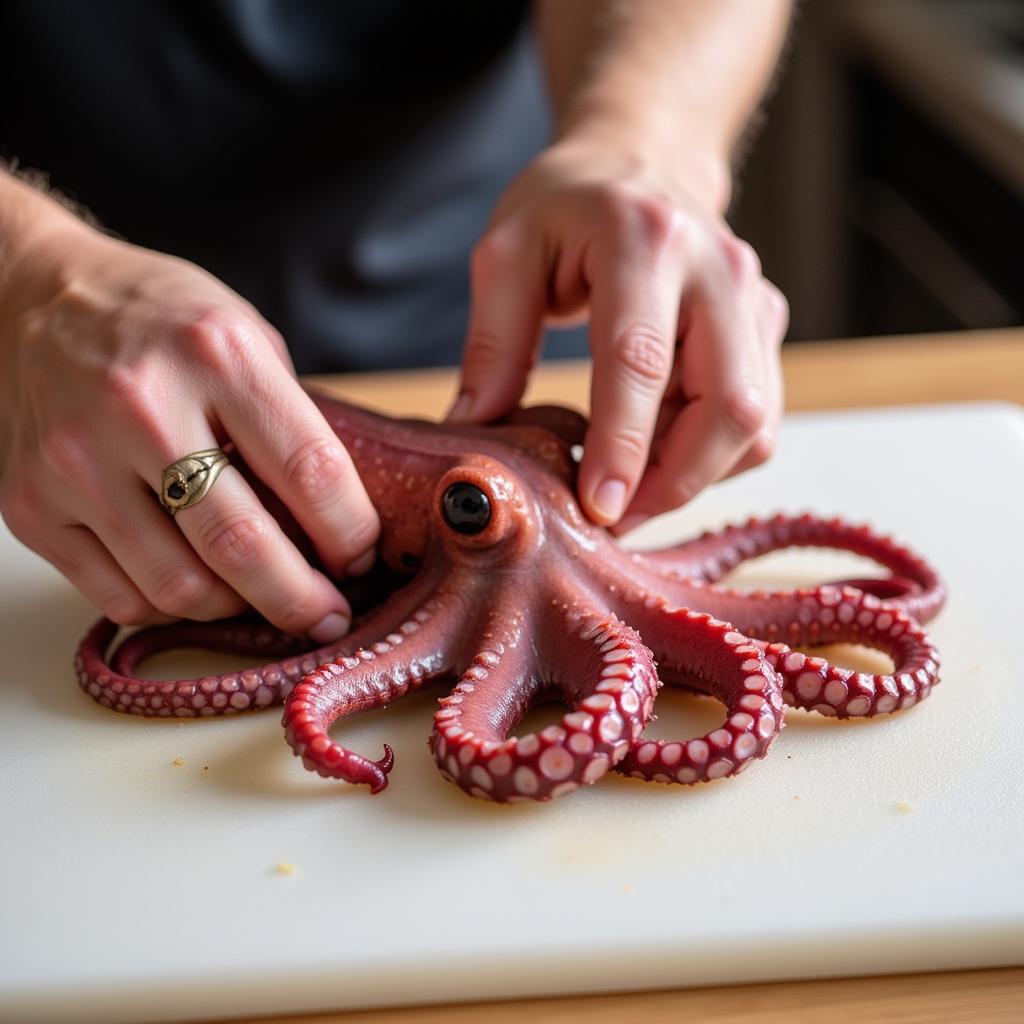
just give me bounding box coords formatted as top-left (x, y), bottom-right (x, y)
top-left (310, 328), bottom-right (1024, 416)
top-left (247, 965), bottom-right (1024, 1024)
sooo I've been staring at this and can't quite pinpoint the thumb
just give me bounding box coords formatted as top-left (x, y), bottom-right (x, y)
top-left (447, 226), bottom-right (545, 424)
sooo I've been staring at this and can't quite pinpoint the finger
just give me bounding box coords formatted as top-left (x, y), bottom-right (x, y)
top-left (447, 225), bottom-right (546, 423)
top-left (48, 524), bottom-right (171, 626)
top-left (624, 246), bottom-right (769, 519)
top-left (216, 362), bottom-right (380, 578)
top-left (170, 462), bottom-right (352, 642)
top-left (0, 483), bottom-right (168, 624)
top-left (722, 279), bottom-right (788, 479)
top-left (577, 208), bottom-right (685, 525)
top-left (83, 481), bottom-right (247, 622)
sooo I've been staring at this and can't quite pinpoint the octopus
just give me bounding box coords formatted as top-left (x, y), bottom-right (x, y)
top-left (75, 393), bottom-right (945, 803)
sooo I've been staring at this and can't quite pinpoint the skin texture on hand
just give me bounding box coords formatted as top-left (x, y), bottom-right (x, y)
top-left (450, 0), bottom-right (792, 532)
top-left (450, 140), bottom-right (788, 532)
top-left (0, 205), bottom-right (379, 639)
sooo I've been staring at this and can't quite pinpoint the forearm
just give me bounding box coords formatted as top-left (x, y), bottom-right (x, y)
top-left (0, 166), bottom-right (93, 310)
top-left (536, 0), bottom-right (793, 212)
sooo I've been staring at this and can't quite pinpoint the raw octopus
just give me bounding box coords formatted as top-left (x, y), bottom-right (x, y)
top-left (75, 394), bottom-right (944, 803)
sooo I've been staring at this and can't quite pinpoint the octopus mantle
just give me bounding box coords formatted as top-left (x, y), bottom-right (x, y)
top-left (76, 394), bottom-right (945, 803)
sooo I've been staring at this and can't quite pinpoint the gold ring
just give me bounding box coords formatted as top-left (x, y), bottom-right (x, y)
top-left (159, 449), bottom-right (230, 515)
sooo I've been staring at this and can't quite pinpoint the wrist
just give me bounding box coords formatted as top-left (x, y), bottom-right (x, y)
top-left (0, 171), bottom-right (100, 314)
top-left (552, 109), bottom-right (733, 216)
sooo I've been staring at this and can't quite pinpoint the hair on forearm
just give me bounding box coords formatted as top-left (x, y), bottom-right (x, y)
top-left (728, 0), bottom-right (802, 210)
top-left (0, 155), bottom-right (102, 230)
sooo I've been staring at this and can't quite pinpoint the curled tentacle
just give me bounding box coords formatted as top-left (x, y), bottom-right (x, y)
top-left (632, 513), bottom-right (945, 624)
top-left (75, 569), bottom-right (443, 718)
top-left (75, 618), bottom-right (319, 717)
top-left (284, 588), bottom-right (461, 793)
top-left (107, 620), bottom-right (308, 677)
top-left (749, 586), bottom-right (940, 717)
top-left (430, 603), bottom-right (660, 803)
top-left (613, 607), bottom-right (784, 785)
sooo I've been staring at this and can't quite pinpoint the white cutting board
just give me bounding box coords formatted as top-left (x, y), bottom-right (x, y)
top-left (1, 403), bottom-right (1023, 1023)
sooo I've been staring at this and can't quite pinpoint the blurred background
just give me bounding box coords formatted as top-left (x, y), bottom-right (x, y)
top-left (2, 0), bottom-right (1020, 364)
top-left (732, 0), bottom-right (1023, 343)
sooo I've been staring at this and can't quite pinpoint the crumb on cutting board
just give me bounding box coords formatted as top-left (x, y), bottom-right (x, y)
top-left (172, 757), bottom-right (184, 768)
top-left (274, 862), bottom-right (297, 876)
top-left (893, 800), bottom-right (914, 815)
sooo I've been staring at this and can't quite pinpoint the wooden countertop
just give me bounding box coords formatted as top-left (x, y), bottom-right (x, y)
top-left (255, 329), bottom-right (1023, 1024)
top-left (313, 327), bottom-right (1024, 418)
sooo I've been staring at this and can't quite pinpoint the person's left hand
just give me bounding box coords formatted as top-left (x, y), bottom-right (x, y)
top-left (447, 137), bottom-right (788, 533)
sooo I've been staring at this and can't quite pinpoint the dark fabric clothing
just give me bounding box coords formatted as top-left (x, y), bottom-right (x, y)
top-left (0, 0), bottom-right (584, 372)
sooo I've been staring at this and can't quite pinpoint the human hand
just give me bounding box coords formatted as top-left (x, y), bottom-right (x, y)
top-left (0, 224), bottom-right (378, 639)
top-left (448, 137), bottom-right (788, 532)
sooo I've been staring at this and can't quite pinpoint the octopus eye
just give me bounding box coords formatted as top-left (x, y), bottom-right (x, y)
top-left (441, 482), bottom-right (491, 536)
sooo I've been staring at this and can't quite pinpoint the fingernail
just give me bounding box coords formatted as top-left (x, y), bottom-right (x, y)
top-left (308, 611), bottom-right (351, 644)
top-left (446, 393), bottom-right (475, 423)
top-left (591, 478), bottom-right (627, 523)
top-left (346, 548), bottom-right (376, 577)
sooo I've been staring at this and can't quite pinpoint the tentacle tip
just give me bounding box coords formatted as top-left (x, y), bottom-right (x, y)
top-left (377, 743), bottom-right (395, 773)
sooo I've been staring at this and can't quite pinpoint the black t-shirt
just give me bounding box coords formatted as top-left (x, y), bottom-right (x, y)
top-left (0, 0), bottom-right (581, 372)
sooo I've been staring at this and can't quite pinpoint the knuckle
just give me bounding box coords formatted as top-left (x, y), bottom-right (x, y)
top-left (603, 424), bottom-right (649, 461)
top-left (199, 511), bottom-right (270, 573)
top-left (747, 432), bottom-right (776, 467)
top-left (45, 540), bottom-right (86, 578)
top-left (15, 307), bottom-right (49, 350)
top-left (632, 194), bottom-right (686, 248)
top-left (719, 389), bottom-right (767, 441)
top-left (613, 328), bottom-right (672, 387)
top-left (763, 281), bottom-right (790, 337)
top-left (720, 236), bottom-right (762, 284)
top-left (594, 180), bottom-right (635, 218)
top-left (150, 566), bottom-right (208, 617)
top-left (597, 184), bottom-right (684, 247)
top-left (38, 426), bottom-right (90, 482)
top-left (284, 439), bottom-right (350, 507)
top-left (462, 327), bottom-right (507, 369)
top-left (179, 310), bottom-right (258, 373)
top-left (100, 361), bottom-right (144, 404)
top-left (0, 483), bottom-right (41, 540)
top-left (470, 227), bottom-right (522, 279)
top-left (340, 517), bottom-right (380, 558)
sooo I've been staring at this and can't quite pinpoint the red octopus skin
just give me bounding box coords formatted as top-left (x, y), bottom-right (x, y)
top-left (74, 393), bottom-right (946, 803)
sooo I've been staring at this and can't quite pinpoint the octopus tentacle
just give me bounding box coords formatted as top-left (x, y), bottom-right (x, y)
top-left (613, 570), bottom-right (939, 720)
top-left (613, 606), bottom-right (784, 785)
top-left (107, 620), bottom-right (308, 677)
top-left (283, 587), bottom-right (462, 793)
top-left (75, 569), bottom-right (444, 718)
top-left (631, 513), bottom-right (945, 624)
top-left (75, 617), bottom-right (316, 717)
top-left (431, 602), bottom-right (660, 803)
top-left (749, 586), bottom-right (940, 717)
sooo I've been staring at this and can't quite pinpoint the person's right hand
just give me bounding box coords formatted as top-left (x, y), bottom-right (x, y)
top-left (0, 222), bottom-right (379, 641)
